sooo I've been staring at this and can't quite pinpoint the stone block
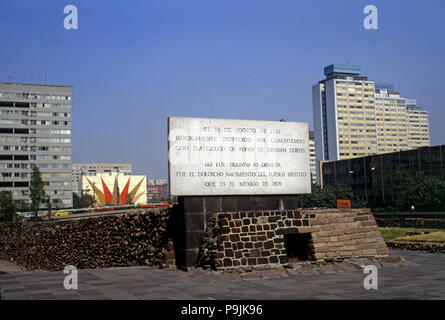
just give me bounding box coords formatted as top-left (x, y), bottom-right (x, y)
top-left (250, 249), bottom-right (260, 257)
top-left (298, 227), bottom-right (312, 234)
top-left (314, 253), bottom-right (326, 260)
top-left (342, 245), bottom-right (357, 251)
top-left (329, 230), bottom-right (345, 236)
top-left (223, 258), bottom-right (232, 267)
top-left (261, 250), bottom-right (271, 257)
top-left (344, 228), bottom-right (357, 235)
top-left (258, 258), bottom-right (269, 265)
top-left (362, 249), bottom-right (377, 255)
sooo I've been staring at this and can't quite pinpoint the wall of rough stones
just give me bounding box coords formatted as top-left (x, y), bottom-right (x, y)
top-left (387, 241), bottom-right (445, 253)
top-left (374, 212), bottom-right (445, 229)
top-left (197, 208), bottom-right (389, 270)
top-left (0, 208), bottom-right (175, 271)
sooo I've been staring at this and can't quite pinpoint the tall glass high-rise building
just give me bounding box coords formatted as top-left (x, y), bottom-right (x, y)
top-left (0, 82), bottom-right (73, 208)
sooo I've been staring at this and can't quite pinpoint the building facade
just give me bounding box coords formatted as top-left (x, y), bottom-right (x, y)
top-left (374, 88), bottom-right (410, 153)
top-left (321, 145), bottom-right (444, 208)
top-left (146, 178), bottom-right (169, 201)
top-left (0, 82), bottom-right (73, 207)
top-left (147, 178), bottom-right (168, 186)
top-left (309, 130), bottom-right (316, 185)
top-left (406, 100), bottom-right (430, 149)
top-left (312, 64), bottom-right (430, 182)
top-left (312, 64), bottom-right (377, 165)
top-left (146, 185), bottom-right (164, 202)
top-left (72, 162), bottom-right (132, 195)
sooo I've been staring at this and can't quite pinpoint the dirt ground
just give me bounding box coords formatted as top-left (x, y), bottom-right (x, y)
top-left (0, 259), bottom-right (46, 274)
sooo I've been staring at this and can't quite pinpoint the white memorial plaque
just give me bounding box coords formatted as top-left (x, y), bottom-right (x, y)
top-left (168, 117), bottom-right (311, 196)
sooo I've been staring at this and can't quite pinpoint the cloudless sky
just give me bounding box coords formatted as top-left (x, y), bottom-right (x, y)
top-left (0, 0), bottom-right (444, 178)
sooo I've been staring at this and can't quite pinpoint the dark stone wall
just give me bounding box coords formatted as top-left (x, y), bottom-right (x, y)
top-left (374, 212), bottom-right (445, 229)
top-left (388, 241), bottom-right (445, 253)
top-left (0, 208), bottom-right (175, 271)
top-left (196, 208), bottom-right (388, 270)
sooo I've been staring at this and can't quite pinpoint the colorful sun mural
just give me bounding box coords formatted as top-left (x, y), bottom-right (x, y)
top-left (82, 175), bottom-right (146, 206)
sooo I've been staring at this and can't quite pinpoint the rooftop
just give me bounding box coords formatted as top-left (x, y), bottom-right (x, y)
top-left (324, 64), bottom-right (361, 76)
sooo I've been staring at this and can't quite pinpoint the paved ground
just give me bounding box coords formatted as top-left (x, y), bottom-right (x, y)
top-left (0, 250), bottom-right (444, 300)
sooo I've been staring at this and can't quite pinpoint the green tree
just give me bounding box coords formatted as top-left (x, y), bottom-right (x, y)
top-left (0, 191), bottom-right (17, 221)
top-left (392, 169), bottom-right (415, 211)
top-left (409, 177), bottom-right (445, 212)
top-left (73, 193), bottom-right (94, 208)
top-left (297, 184), bottom-right (336, 208)
top-left (332, 184), bottom-right (367, 208)
top-left (297, 184), bottom-right (366, 209)
top-left (73, 192), bottom-right (80, 208)
top-left (16, 200), bottom-right (30, 213)
top-left (29, 166), bottom-right (46, 218)
top-left (46, 195), bottom-right (52, 219)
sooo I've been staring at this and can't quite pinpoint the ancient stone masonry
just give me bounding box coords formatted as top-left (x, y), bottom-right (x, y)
top-left (0, 209), bottom-right (175, 271)
top-left (374, 212), bottom-right (445, 229)
top-left (197, 208), bottom-right (389, 270)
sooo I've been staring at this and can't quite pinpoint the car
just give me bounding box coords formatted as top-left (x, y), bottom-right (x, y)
top-left (72, 209), bottom-right (89, 214)
top-left (24, 214), bottom-right (44, 221)
top-left (54, 211), bottom-right (70, 217)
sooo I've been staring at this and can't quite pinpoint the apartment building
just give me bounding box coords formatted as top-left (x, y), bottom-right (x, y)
top-left (72, 162), bottom-right (132, 195)
top-left (312, 64), bottom-right (430, 181)
top-left (312, 64), bottom-right (377, 165)
top-left (0, 82), bottom-right (73, 207)
top-left (406, 99), bottom-right (430, 149)
top-left (374, 88), bottom-right (410, 153)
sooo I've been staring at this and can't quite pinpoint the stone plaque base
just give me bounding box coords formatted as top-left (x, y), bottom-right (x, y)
top-left (199, 208), bottom-right (389, 270)
top-left (173, 195), bottom-right (300, 270)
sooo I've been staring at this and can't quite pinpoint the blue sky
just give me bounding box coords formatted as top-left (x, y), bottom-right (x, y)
top-left (0, 0), bottom-right (444, 178)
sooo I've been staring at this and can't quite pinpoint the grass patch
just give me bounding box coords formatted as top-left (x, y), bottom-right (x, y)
top-left (394, 231), bottom-right (445, 243)
top-left (379, 228), bottom-right (442, 242)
